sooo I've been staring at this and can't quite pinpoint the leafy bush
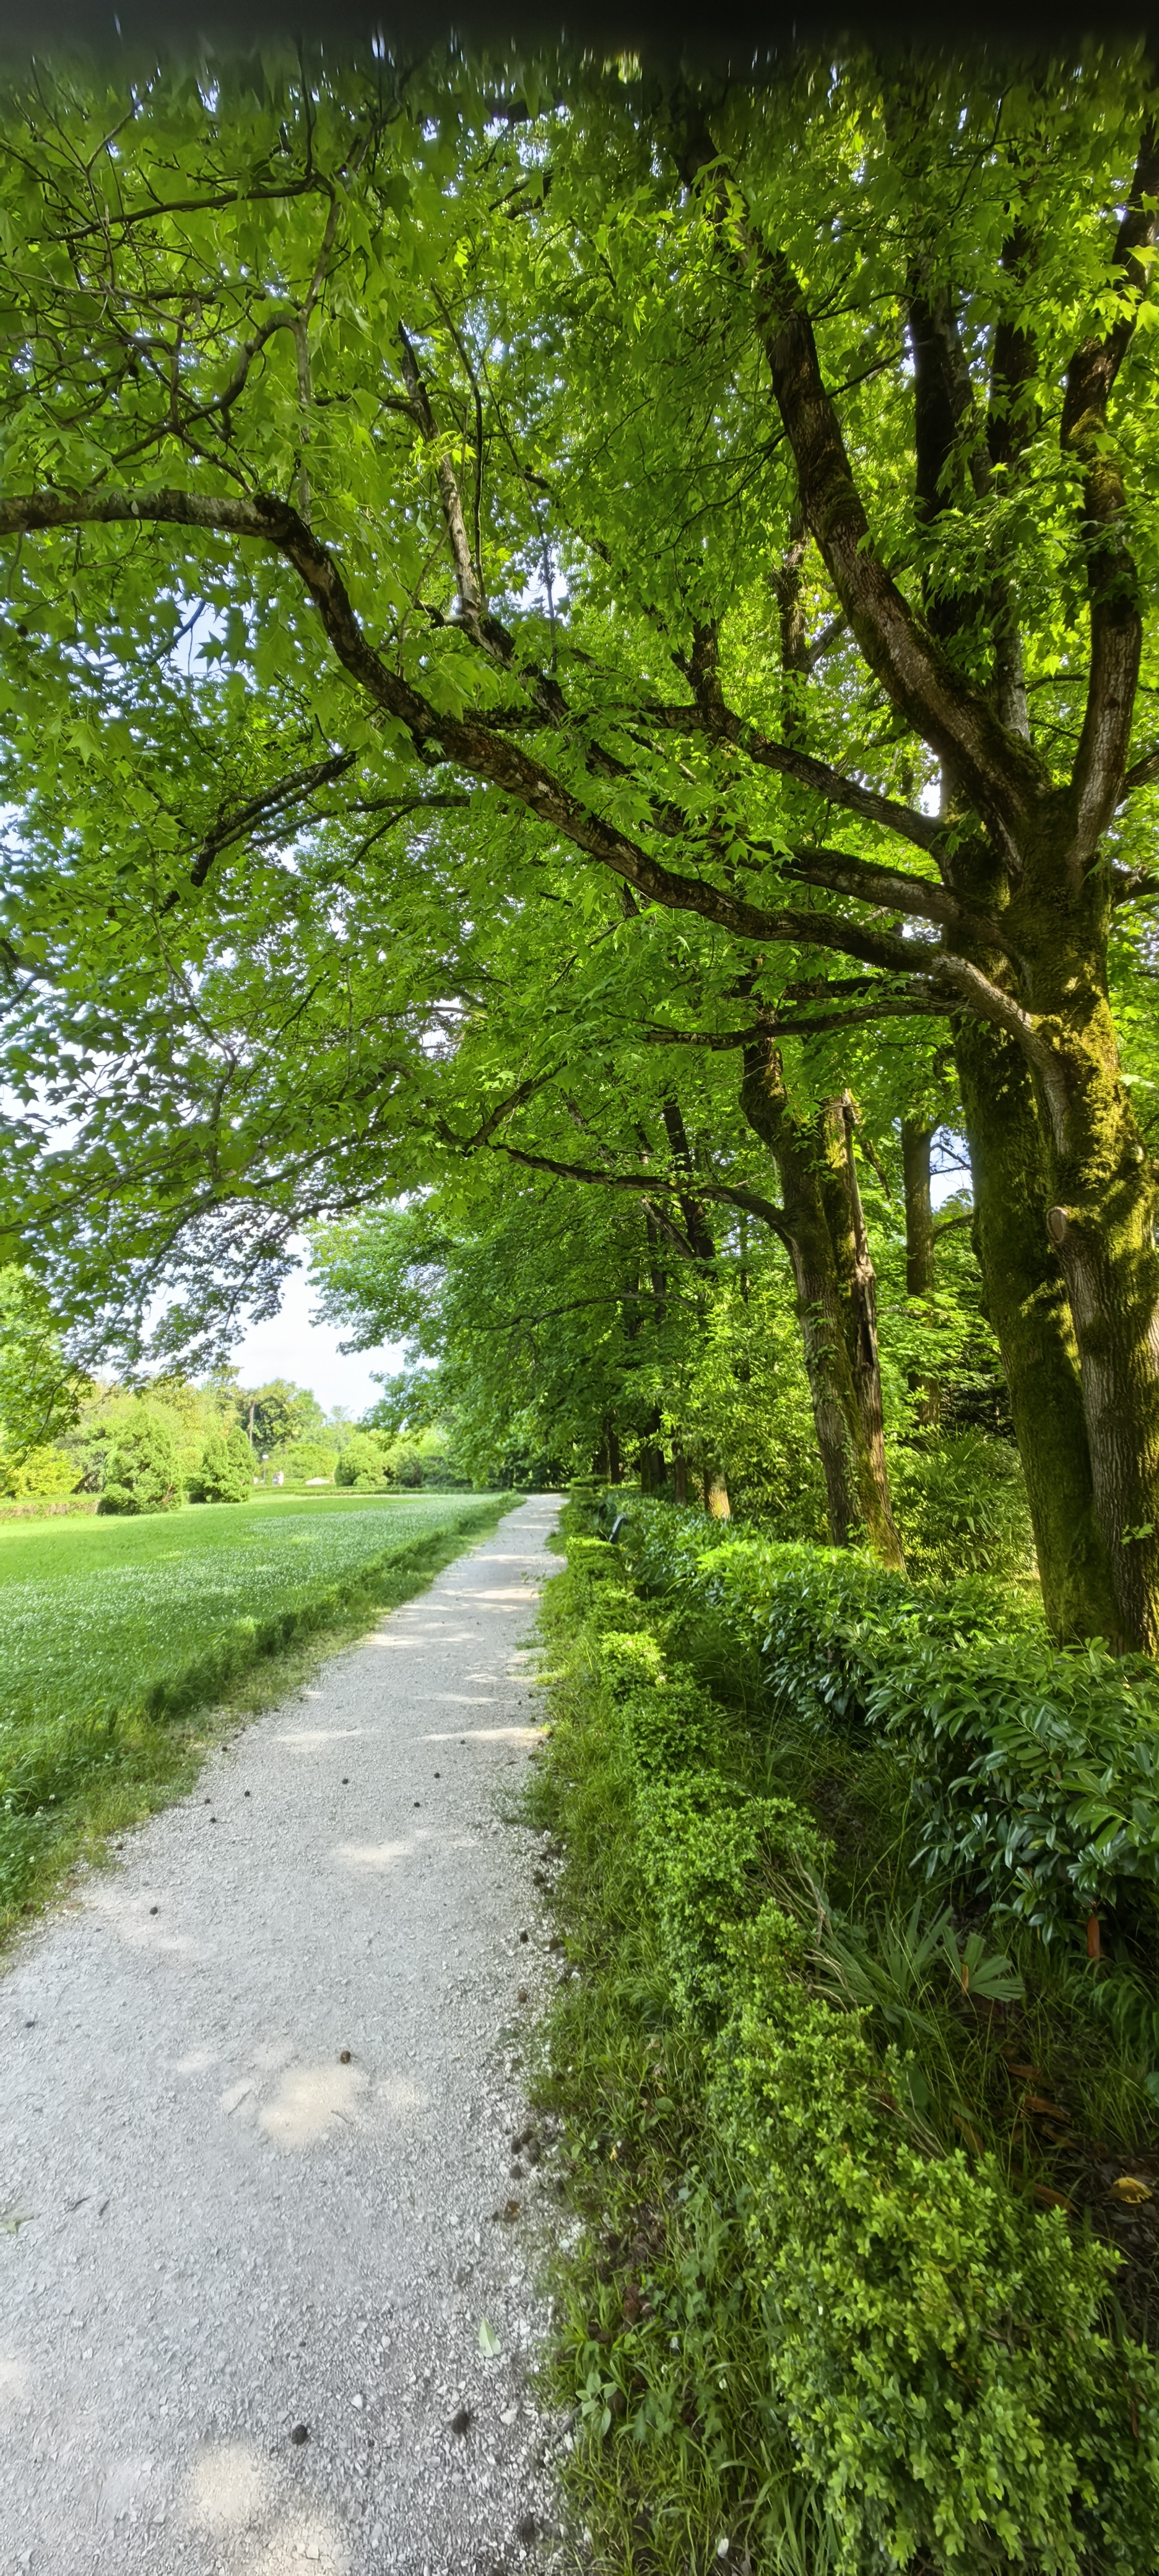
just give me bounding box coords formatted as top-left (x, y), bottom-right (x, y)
top-left (0, 1442), bottom-right (79, 1498)
top-left (97, 1413), bottom-right (183, 1515)
top-left (627, 1503), bottom-right (1159, 1950)
top-left (334, 1430), bottom-right (389, 1489)
top-left (537, 1531), bottom-right (1159, 2575)
top-left (278, 1440), bottom-right (337, 1483)
top-left (188, 1425), bottom-right (253, 1504)
top-left (890, 1428), bottom-right (1035, 1588)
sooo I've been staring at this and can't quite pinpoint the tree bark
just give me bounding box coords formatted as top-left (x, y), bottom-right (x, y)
top-left (740, 1037), bottom-right (904, 1565)
top-left (706, 1469), bottom-right (731, 1519)
top-left (901, 1118), bottom-right (940, 1427)
top-left (1017, 925), bottom-right (1159, 1651)
top-left (955, 1018), bottom-right (1121, 1641)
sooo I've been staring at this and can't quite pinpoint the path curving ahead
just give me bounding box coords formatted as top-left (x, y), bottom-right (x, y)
top-left (0, 1495), bottom-right (564, 2576)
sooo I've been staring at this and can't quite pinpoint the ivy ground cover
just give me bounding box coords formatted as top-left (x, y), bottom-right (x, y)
top-left (0, 1488), bottom-right (508, 1933)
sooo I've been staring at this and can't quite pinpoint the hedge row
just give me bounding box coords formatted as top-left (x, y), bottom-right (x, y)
top-left (627, 1505), bottom-right (1159, 1950)
top-left (554, 1533), bottom-right (1159, 2574)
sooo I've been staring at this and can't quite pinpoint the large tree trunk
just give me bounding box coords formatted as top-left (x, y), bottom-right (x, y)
top-left (955, 1018), bottom-right (1121, 1642)
top-left (740, 1038), bottom-right (905, 1567)
top-left (1018, 947), bottom-right (1159, 1653)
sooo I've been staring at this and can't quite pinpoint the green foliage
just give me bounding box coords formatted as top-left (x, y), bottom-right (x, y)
top-left (534, 1523), bottom-right (1159, 2576)
top-left (189, 1424), bottom-right (253, 1504)
top-left (233, 1378), bottom-right (327, 1453)
top-left (629, 1501), bottom-right (1159, 1949)
top-left (0, 1443), bottom-right (79, 1498)
top-left (269, 1438), bottom-right (337, 1482)
top-left (97, 1411), bottom-right (183, 1515)
top-left (0, 1266), bottom-right (86, 1469)
top-left (890, 1429), bottom-right (1035, 1589)
top-left (333, 1429), bottom-right (390, 1489)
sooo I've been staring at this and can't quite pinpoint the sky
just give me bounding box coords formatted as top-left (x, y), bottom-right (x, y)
top-left (228, 1240), bottom-right (404, 1417)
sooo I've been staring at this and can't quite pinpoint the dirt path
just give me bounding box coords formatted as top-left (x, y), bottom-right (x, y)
top-left (0, 1495), bottom-right (565, 2576)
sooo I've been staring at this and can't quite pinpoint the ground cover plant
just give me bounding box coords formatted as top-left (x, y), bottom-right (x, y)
top-left (0, 1487), bottom-right (511, 1937)
top-left (529, 1505), bottom-right (1159, 2575)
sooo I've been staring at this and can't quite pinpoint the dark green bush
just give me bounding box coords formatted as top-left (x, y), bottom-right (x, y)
top-left (890, 1428), bottom-right (1035, 1589)
top-left (628, 1505), bottom-right (1159, 1950)
top-left (97, 1413), bottom-right (183, 1515)
top-left (188, 1425), bottom-right (253, 1503)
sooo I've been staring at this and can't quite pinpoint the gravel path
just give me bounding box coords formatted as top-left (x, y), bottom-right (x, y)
top-left (0, 1495), bottom-right (566, 2576)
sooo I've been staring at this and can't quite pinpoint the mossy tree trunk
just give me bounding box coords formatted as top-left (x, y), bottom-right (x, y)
top-left (955, 1019), bottom-right (1121, 1640)
top-left (740, 1036), bottom-right (905, 1566)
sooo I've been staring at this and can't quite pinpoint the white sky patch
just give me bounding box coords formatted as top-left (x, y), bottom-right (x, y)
top-left (229, 1235), bottom-right (403, 1412)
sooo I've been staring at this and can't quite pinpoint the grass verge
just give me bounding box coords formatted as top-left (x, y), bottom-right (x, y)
top-left (1, 1492), bottom-right (516, 1944)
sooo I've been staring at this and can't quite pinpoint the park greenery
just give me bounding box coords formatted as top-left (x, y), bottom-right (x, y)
top-left (2, 32), bottom-right (1159, 2574)
top-left (0, 48), bottom-right (1158, 1642)
top-left (0, 1282), bottom-right (462, 1502)
top-left (532, 1509), bottom-right (1159, 2576)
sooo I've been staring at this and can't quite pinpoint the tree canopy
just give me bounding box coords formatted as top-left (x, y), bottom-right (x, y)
top-left (2, 45), bottom-right (1158, 1636)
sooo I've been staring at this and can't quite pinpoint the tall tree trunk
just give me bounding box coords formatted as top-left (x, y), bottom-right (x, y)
top-left (672, 1448), bottom-right (689, 1505)
top-left (637, 1404), bottom-right (666, 1495)
top-left (955, 1019), bottom-right (1121, 1642)
top-left (1019, 942), bottom-right (1159, 1653)
top-left (740, 1037), bottom-right (905, 1566)
top-left (706, 1468), bottom-right (731, 1519)
top-left (901, 1118), bottom-right (940, 1426)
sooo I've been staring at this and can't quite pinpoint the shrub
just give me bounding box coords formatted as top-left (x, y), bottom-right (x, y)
top-left (334, 1431), bottom-right (389, 1490)
top-left (890, 1429), bottom-right (1035, 1588)
top-left (279, 1440), bottom-right (338, 1483)
top-left (188, 1426), bottom-right (253, 1504)
top-left (627, 1503), bottom-right (1159, 1949)
top-left (97, 1414), bottom-right (183, 1515)
top-left (0, 1442), bottom-right (79, 1498)
top-left (542, 1533), bottom-right (1159, 2575)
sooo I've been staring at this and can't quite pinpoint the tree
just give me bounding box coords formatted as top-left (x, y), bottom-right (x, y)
top-left (334, 1430), bottom-right (391, 1489)
top-left (235, 1380), bottom-right (324, 1453)
top-left (98, 1412), bottom-right (183, 1514)
top-left (189, 1424), bottom-right (253, 1502)
top-left (1, 54), bottom-right (1158, 1635)
top-left (0, 1266), bottom-right (86, 1471)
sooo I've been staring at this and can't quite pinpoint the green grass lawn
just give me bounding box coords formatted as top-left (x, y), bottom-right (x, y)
top-left (0, 1487), bottom-right (513, 1938)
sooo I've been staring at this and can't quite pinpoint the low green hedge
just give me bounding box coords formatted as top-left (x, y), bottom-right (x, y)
top-left (627, 1505), bottom-right (1159, 1951)
top-left (546, 1534), bottom-right (1159, 2574)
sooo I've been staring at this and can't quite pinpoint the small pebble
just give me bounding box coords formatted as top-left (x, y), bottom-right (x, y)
top-left (339, 2050), bottom-right (352, 2065)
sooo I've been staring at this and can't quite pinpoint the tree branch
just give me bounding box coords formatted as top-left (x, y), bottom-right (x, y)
top-left (679, 130), bottom-right (1050, 855)
top-left (641, 696), bottom-right (947, 856)
top-left (159, 749), bottom-right (356, 909)
top-left (0, 482), bottom-right (1023, 1013)
top-left (1062, 120), bottom-right (1159, 863)
top-left (485, 1139), bottom-right (789, 1242)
